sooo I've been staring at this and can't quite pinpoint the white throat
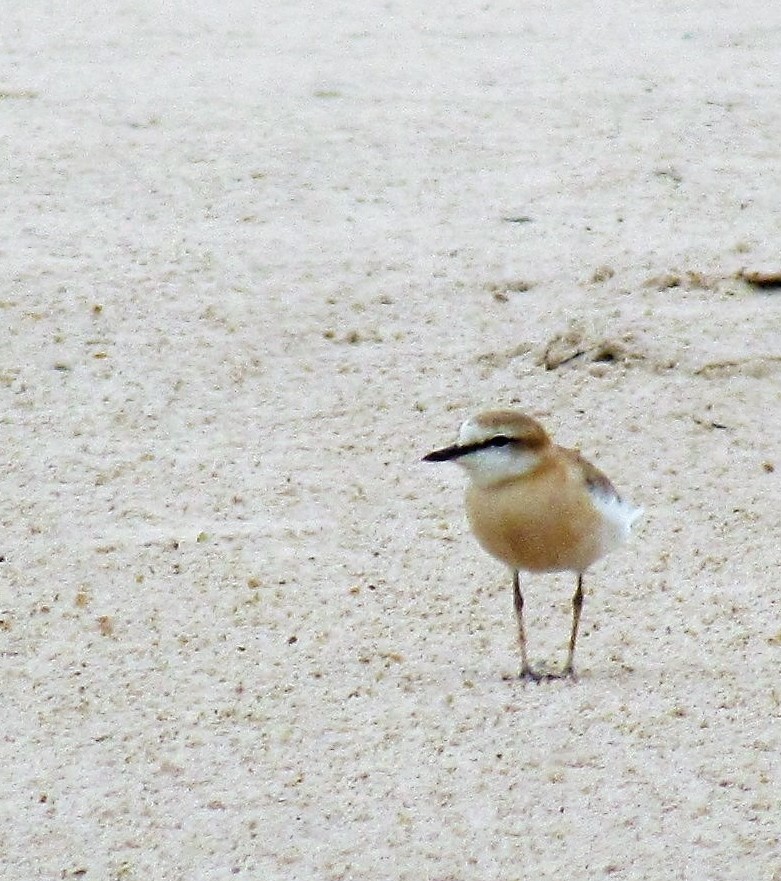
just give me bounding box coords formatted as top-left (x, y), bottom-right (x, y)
top-left (456, 446), bottom-right (541, 487)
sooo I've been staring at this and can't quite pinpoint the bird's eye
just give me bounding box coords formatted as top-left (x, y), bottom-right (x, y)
top-left (491, 435), bottom-right (512, 447)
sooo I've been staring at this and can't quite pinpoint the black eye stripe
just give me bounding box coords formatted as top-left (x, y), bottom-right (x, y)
top-left (456, 435), bottom-right (514, 455)
top-left (423, 433), bottom-right (520, 462)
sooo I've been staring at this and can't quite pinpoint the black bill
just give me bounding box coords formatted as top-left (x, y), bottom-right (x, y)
top-left (422, 444), bottom-right (466, 462)
top-left (423, 434), bottom-right (514, 462)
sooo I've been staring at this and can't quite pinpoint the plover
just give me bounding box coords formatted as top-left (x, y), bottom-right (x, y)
top-left (423, 409), bottom-right (642, 679)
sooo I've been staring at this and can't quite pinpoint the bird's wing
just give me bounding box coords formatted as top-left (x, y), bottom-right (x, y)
top-left (559, 446), bottom-right (619, 500)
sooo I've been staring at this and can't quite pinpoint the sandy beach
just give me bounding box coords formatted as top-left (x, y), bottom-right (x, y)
top-left (2, 1), bottom-right (780, 878)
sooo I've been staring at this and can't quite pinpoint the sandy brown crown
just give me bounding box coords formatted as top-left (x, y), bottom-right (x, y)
top-left (467, 410), bottom-right (550, 450)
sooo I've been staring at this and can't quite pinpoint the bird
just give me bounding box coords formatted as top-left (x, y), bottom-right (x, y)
top-left (423, 409), bottom-right (642, 680)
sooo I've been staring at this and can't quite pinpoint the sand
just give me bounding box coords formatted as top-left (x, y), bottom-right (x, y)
top-left (2, 1), bottom-right (780, 879)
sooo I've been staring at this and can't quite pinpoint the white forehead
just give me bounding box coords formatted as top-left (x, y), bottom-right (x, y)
top-left (458, 417), bottom-right (490, 445)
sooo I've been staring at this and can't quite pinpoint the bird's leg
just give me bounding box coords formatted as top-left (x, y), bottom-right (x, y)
top-left (563, 574), bottom-right (584, 677)
top-left (512, 570), bottom-right (537, 680)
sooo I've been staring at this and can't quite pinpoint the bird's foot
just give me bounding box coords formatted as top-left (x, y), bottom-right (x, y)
top-left (520, 663), bottom-right (577, 683)
top-left (520, 665), bottom-right (557, 683)
top-left (561, 664), bottom-right (578, 681)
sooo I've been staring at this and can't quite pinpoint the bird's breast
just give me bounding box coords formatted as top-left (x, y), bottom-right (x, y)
top-left (464, 464), bottom-right (608, 573)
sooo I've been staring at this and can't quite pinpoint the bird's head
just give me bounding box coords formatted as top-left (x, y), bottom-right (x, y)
top-left (423, 410), bottom-right (550, 486)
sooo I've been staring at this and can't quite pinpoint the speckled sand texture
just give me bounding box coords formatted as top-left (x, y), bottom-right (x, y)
top-left (2, 2), bottom-right (781, 879)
